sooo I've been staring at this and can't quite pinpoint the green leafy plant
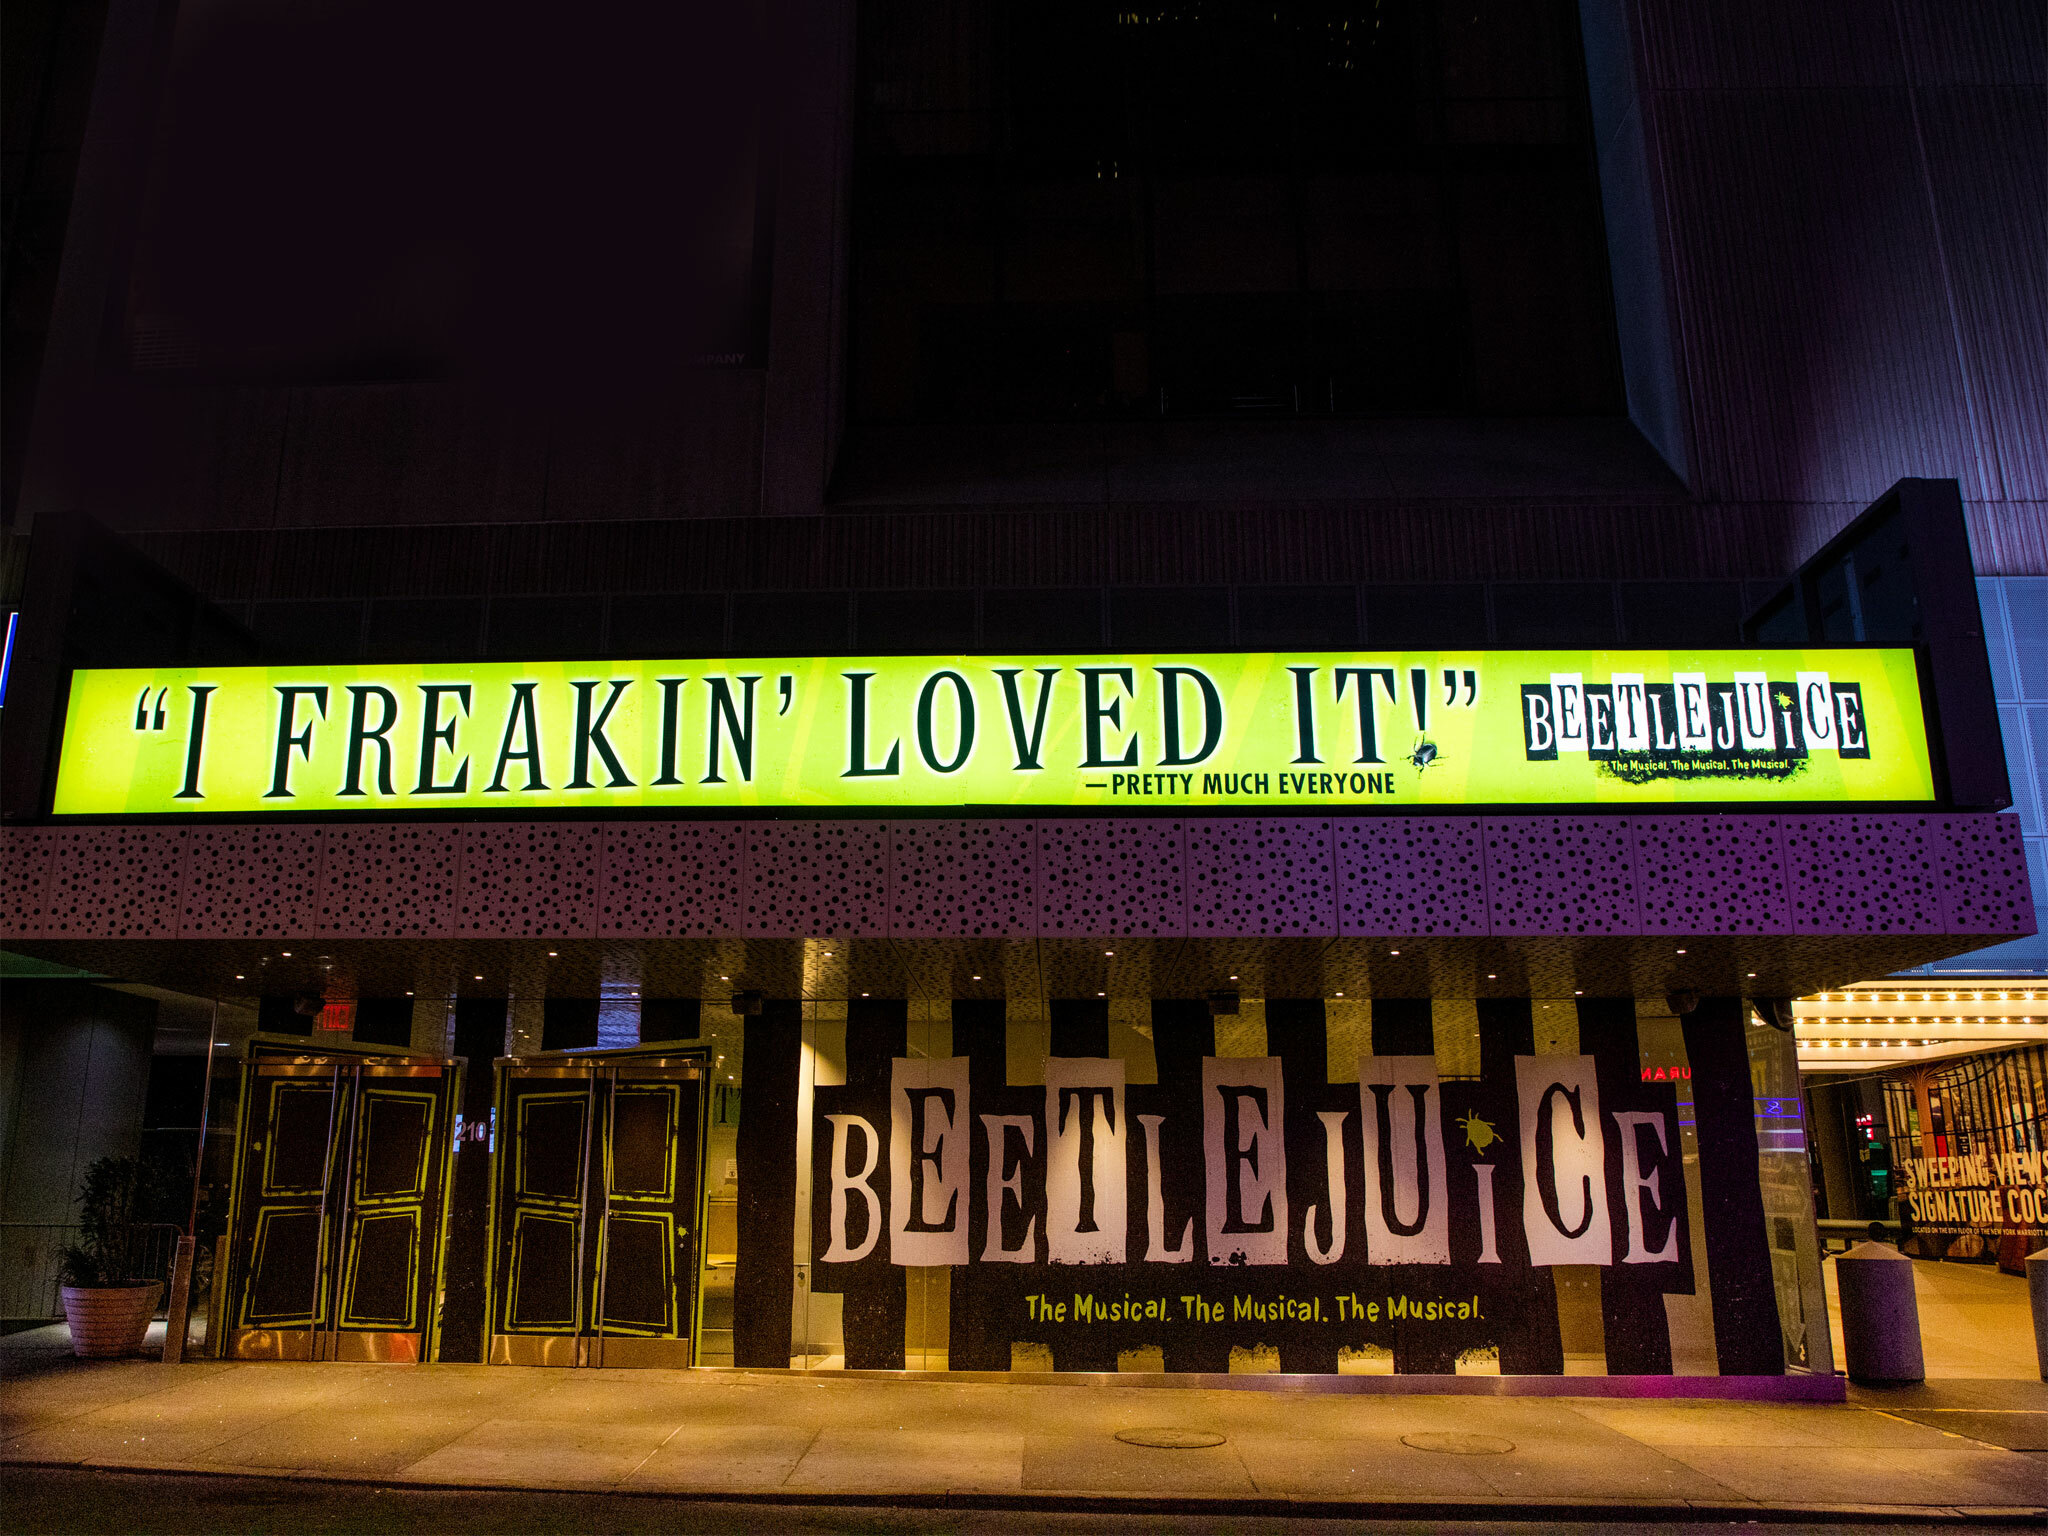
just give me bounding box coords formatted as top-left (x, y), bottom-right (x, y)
top-left (58, 1155), bottom-right (176, 1288)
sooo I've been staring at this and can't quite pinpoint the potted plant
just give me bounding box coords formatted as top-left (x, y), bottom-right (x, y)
top-left (59, 1156), bottom-right (172, 1358)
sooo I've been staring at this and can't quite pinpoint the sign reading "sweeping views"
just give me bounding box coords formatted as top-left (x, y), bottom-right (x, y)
top-left (52, 648), bottom-right (1933, 814)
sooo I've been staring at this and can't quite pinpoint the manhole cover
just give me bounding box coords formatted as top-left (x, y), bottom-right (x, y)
top-left (1401, 1432), bottom-right (1515, 1455)
top-left (1115, 1428), bottom-right (1228, 1449)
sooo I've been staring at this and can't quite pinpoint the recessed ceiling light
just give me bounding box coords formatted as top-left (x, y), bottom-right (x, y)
top-left (1487, 973), bottom-right (1497, 979)
top-left (548, 951), bottom-right (558, 957)
top-left (1335, 991), bottom-right (1344, 997)
top-left (1105, 950), bottom-right (1115, 956)
top-left (281, 951), bottom-right (292, 957)
top-left (972, 974), bottom-right (982, 980)
top-left (474, 975), bottom-right (483, 980)
top-left (1676, 949), bottom-right (1687, 954)
top-left (234, 974), bottom-right (244, 980)
top-left (405, 991), bottom-right (413, 996)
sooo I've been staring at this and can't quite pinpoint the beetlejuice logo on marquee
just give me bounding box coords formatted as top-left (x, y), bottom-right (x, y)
top-left (814, 1054), bottom-right (1682, 1274)
top-left (1522, 668), bottom-right (1875, 784)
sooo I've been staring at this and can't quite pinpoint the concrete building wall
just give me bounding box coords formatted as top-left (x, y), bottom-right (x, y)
top-left (9, 0), bottom-right (2041, 587)
top-left (1583, 0), bottom-right (2046, 563)
top-left (0, 981), bottom-right (156, 1317)
top-left (0, 982), bottom-right (157, 1224)
top-left (5, 1), bottom-right (2041, 820)
top-left (1913, 575), bottom-right (2048, 974)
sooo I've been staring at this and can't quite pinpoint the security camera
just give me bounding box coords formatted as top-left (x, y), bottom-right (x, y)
top-left (1206, 990), bottom-right (1240, 1016)
top-left (729, 990), bottom-right (764, 1016)
top-left (1664, 988), bottom-right (1699, 1016)
top-left (291, 993), bottom-right (324, 1017)
top-left (1753, 997), bottom-right (1795, 1032)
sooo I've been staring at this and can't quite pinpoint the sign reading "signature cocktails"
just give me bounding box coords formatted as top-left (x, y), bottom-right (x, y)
top-left (52, 648), bottom-right (1933, 813)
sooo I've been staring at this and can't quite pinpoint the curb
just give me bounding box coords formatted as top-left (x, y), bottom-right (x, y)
top-left (9, 1460), bottom-right (2045, 1525)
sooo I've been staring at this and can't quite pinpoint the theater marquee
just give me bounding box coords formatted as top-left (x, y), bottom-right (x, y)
top-left (52, 648), bottom-right (1933, 814)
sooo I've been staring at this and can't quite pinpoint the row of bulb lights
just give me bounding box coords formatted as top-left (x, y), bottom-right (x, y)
top-left (1810, 999), bottom-right (2048, 1011)
top-left (1794, 987), bottom-right (2044, 1054)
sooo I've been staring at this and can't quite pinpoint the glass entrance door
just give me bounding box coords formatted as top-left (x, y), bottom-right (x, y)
top-left (488, 1054), bottom-right (706, 1367)
top-left (220, 1052), bottom-right (459, 1362)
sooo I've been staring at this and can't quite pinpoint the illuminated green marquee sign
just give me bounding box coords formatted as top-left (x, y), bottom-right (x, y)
top-left (52, 648), bottom-right (1934, 814)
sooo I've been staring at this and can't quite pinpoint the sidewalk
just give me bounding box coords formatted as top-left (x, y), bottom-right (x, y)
top-left (1823, 1254), bottom-right (2037, 1380)
top-left (3, 1344), bottom-right (2043, 1523)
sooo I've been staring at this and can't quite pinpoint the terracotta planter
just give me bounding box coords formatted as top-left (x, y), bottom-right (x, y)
top-left (61, 1282), bottom-right (162, 1358)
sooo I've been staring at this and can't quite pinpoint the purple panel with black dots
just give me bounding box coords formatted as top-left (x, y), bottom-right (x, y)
top-left (455, 823), bottom-right (600, 937)
top-left (179, 825), bottom-right (327, 938)
top-left (598, 822), bottom-right (745, 937)
top-left (1935, 814), bottom-right (2035, 935)
top-left (888, 821), bottom-right (1037, 938)
top-left (1482, 817), bottom-right (1640, 935)
top-left (0, 827), bottom-right (57, 939)
top-left (12, 810), bottom-right (2035, 944)
top-left (313, 825), bottom-right (463, 937)
top-left (41, 826), bottom-right (188, 939)
top-left (1186, 819), bottom-right (1336, 936)
top-left (1036, 819), bottom-right (1187, 937)
top-left (1335, 817), bottom-right (1489, 936)
top-left (741, 822), bottom-right (889, 936)
top-left (1631, 816), bottom-right (1790, 934)
top-left (1785, 815), bottom-right (1945, 933)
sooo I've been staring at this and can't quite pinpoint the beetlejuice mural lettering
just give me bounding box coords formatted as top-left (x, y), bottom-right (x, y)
top-left (828, 1053), bottom-right (1665, 1275)
top-left (807, 1000), bottom-right (1776, 1376)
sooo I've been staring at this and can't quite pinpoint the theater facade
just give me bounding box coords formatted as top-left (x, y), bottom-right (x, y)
top-left (2, 625), bottom-right (2032, 1391)
top-left (2, 0), bottom-right (2041, 1405)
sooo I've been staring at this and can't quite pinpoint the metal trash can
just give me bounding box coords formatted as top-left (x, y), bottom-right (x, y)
top-left (1836, 1240), bottom-right (1924, 1384)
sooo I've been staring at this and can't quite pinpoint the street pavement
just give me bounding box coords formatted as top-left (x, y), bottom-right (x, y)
top-left (6, 1466), bottom-right (2047, 1536)
top-left (3, 1258), bottom-right (2042, 1527)
top-left (2, 1348), bottom-right (2042, 1524)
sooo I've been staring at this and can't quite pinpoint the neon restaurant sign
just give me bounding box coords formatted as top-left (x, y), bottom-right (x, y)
top-left (53, 648), bottom-right (1933, 814)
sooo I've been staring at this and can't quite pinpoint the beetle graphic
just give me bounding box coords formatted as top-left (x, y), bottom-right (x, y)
top-left (1456, 1110), bottom-right (1499, 1155)
top-left (1408, 736), bottom-right (1440, 773)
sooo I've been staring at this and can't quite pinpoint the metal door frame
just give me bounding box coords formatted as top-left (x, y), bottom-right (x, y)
top-left (487, 1051), bottom-right (708, 1368)
top-left (219, 1051), bottom-right (459, 1363)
